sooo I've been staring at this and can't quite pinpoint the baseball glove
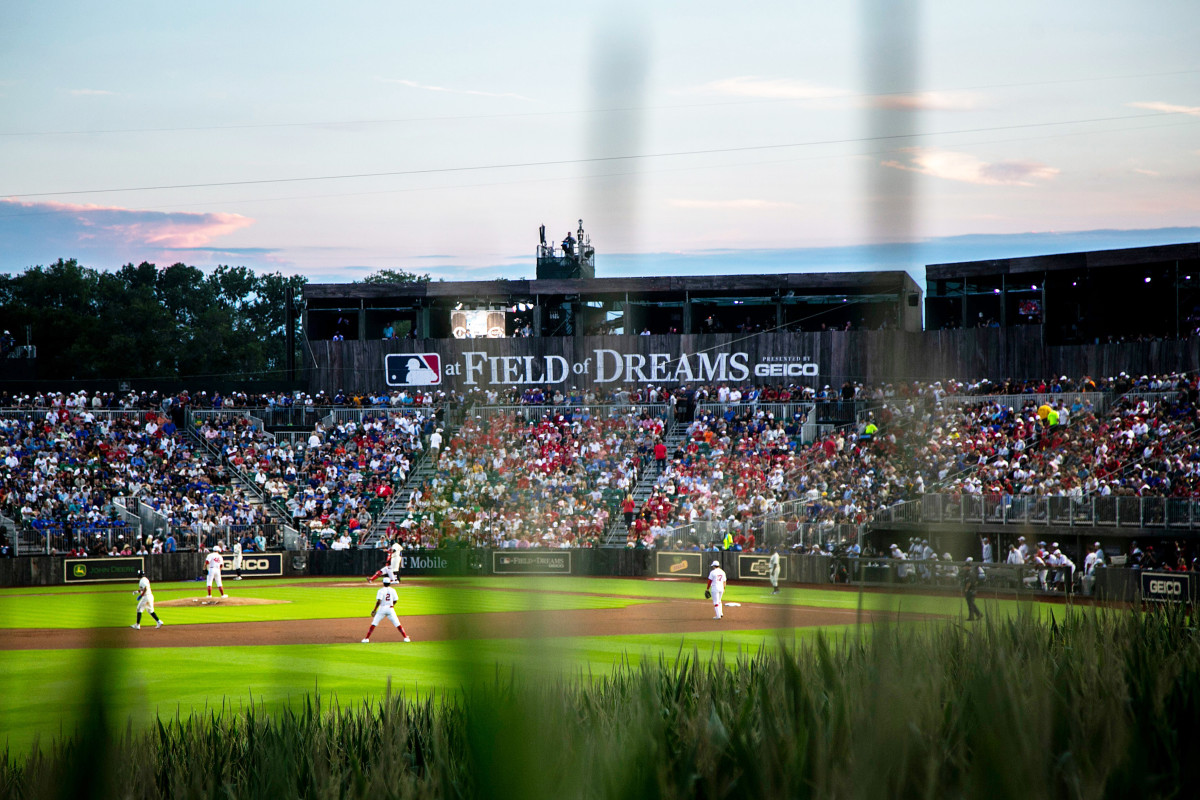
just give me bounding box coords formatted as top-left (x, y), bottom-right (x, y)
top-left (704, 589), bottom-right (711, 599)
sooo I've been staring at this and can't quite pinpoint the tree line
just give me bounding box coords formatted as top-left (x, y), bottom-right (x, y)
top-left (0, 259), bottom-right (308, 381)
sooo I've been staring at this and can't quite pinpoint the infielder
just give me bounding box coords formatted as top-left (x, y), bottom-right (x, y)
top-left (369, 541), bottom-right (402, 584)
top-left (705, 560), bottom-right (727, 619)
top-left (768, 548), bottom-right (781, 595)
top-left (204, 545), bottom-right (228, 598)
top-left (232, 540), bottom-right (243, 580)
top-left (131, 569), bottom-right (164, 629)
top-left (362, 578), bottom-right (411, 643)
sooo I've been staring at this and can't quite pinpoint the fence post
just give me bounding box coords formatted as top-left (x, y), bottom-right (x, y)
top-left (1139, 497), bottom-right (1144, 528)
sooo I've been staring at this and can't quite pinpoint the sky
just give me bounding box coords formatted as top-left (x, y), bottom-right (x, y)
top-left (1, 1), bottom-right (1198, 286)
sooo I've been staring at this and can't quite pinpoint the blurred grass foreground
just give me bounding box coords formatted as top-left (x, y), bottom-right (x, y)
top-left (3, 609), bottom-right (1198, 800)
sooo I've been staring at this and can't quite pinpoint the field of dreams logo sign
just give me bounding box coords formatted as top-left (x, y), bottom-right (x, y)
top-left (385, 353), bottom-right (441, 387)
top-left (1141, 572), bottom-right (1193, 603)
top-left (738, 554), bottom-right (786, 582)
top-left (656, 552), bottom-right (702, 578)
top-left (220, 553), bottom-right (283, 578)
top-left (64, 557), bottom-right (145, 583)
top-left (492, 551), bottom-right (572, 574)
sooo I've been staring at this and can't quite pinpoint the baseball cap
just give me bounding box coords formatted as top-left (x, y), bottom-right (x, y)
top-left (383, 578), bottom-right (392, 585)
top-left (711, 560), bottom-right (720, 567)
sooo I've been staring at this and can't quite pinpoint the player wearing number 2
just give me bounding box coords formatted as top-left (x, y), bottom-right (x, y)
top-left (705, 560), bottom-right (727, 619)
top-left (131, 569), bottom-right (164, 630)
top-left (361, 578), bottom-right (411, 643)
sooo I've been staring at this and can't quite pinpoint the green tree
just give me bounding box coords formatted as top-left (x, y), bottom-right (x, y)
top-left (354, 268), bottom-right (430, 284)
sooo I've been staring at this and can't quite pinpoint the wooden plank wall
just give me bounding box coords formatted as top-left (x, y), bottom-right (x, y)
top-left (306, 327), bottom-right (1200, 394)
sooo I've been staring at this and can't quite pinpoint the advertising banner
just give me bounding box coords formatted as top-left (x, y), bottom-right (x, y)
top-left (492, 551), bottom-right (572, 574)
top-left (220, 553), bottom-right (283, 578)
top-left (738, 554), bottom-right (786, 582)
top-left (64, 557), bottom-right (145, 584)
top-left (401, 552), bottom-right (463, 576)
top-left (656, 551), bottom-right (703, 578)
top-left (1141, 571), bottom-right (1193, 603)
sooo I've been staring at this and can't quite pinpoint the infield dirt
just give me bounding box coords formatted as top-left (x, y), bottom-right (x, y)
top-left (0, 599), bottom-right (908, 651)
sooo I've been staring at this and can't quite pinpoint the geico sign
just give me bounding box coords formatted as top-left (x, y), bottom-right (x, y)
top-left (1149, 580), bottom-right (1183, 595)
top-left (754, 363), bottom-right (819, 378)
top-left (223, 559), bottom-right (271, 570)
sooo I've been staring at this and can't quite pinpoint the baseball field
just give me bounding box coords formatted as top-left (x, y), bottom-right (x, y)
top-left (1, 575), bottom-right (1197, 798)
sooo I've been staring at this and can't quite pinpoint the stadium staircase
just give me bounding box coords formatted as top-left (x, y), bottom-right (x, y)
top-left (364, 415), bottom-right (459, 547)
top-left (602, 422), bottom-right (687, 547)
top-left (183, 417), bottom-right (294, 528)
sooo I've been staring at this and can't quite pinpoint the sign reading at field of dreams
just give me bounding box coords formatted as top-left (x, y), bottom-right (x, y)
top-left (492, 551), bottom-right (572, 574)
top-left (738, 554), bottom-right (786, 582)
top-left (384, 344), bottom-right (816, 390)
top-left (656, 552), bottom-right (703, 578)
top-left (64, 557), bottom-right (145, 583)
top-left (220, 553), bottom-right (283, 578)
top-left (1140, 571), bottom-right (1193, 603)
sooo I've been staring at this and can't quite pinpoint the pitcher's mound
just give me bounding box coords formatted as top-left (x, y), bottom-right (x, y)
top-left (157, 597), bottom-right (290, 607)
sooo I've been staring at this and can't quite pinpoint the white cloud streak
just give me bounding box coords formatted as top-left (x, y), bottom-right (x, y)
top-left (378, 77), bottom-right (534, 102)
top-left (881, 147), bottom-right (1059, 186)
top-left (668, 198), bottom-right (799, 210)
top-left (67, 88), bottom-right (115, 96)
top-left (1128, 101), bottom-right (1200, 117)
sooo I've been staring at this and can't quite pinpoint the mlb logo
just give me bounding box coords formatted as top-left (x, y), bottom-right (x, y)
top-left (385, 353), bottom-right (442, 386)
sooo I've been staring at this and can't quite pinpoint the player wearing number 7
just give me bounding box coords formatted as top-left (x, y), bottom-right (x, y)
top-left (361, 578), bottom-right (411, 643)
top-left (706, 560), bottom-right (727, 619)
top-left (130, 569), bottom-right (164, 630)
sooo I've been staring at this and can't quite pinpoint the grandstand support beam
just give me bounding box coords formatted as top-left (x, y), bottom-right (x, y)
top-left (285, 287), bottom-right (296, 381)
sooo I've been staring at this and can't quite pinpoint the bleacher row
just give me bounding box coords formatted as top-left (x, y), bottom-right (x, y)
top-left (0, 373), bottom-right (1197, 562)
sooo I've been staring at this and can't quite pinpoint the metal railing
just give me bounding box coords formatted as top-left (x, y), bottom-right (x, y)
top-left (468, 402), bottom-right (672, 422)
top-left (873, 493), bottom-right (1200, 529)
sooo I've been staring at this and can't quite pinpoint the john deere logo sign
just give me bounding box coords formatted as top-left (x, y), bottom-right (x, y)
top-left (64, 557), bottom-right (144, 583)
top-left (656, 552), bottom-right (702, 578)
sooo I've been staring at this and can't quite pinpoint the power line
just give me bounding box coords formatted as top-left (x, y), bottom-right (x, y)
top-left (2, 111), bottom-right (1185, 200)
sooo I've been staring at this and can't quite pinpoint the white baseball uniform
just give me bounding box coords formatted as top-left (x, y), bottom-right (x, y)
top-left (232, 541), bottom-right (243, 570)
top-left (708, 565), bottom-right (727, 618)
top-left (768, 551), bottom-right (780, 590)
top-left (389, 542), bottom-right (402, 573)
top-left (376, 565), bottom-right (398, 584)
top-left (136, 575), bottom-right (154, 613)
top-left (372, 585), bottom-right (400, 626)
top-left (205, 551), bottom-right (224, 588)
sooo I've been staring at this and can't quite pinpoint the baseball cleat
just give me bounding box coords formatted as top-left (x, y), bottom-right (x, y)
top-left (156, 621), bottom-right (164, 629)
top-left (361, 638), bottom-right (371, 643)
top-left (130, 624), bottom-right (140, 629)
top-left (403, 637), bottom-right (411, 642)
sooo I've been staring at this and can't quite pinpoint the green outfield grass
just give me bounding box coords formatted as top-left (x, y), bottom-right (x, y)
top-left (0, 576), bottom-right (1084, 755)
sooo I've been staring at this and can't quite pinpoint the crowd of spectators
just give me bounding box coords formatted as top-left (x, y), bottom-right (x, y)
top-left (382, 409), bottom-right (658, 549)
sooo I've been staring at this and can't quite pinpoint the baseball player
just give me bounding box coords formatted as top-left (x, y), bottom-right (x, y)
top-left (130, 569), bottom-right (164, 629)
top-left (368, 541), bottom-right (402, 584)
top-left (369, 562), bottom-right (398, 585)
top-left (768, 548), bottom-right (781, 595)
top-left (705, 560), bottom-right (727, 619)
top-left (204, 545), bottom-right (228, 598)
top-left (232, 540), bottom-right (244, 580)
top-left (362, 578), bottom-right (411, 643)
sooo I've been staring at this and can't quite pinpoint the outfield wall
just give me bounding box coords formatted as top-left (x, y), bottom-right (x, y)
top-left (0, 550), bottom-right (1150, 603)
top-left (0, 551), bottom-right (308, 587)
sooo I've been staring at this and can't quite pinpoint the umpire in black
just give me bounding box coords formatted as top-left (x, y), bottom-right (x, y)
top-left (961, 557), bottom-right (984, 622)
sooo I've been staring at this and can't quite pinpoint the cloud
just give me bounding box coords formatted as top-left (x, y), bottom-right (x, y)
top-left (881, 147), bottom-right (1059, 186)
top-left (869, 91), bottom-right (979, 111)
top-left (0, 199), bottom-right (255, 269)
top-left (668, 198), bottom-right (799, 210)
top-left (1129, 101), bottom-right (1200, 117)
top-left (377, 77), bottom-right (533, 102)
top-left (1133, 168), bottom-right (1161, 177)
top-left (692, 76), bottom-right (843, 101)
top-left (67, 88), bottom-right (115, 96)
